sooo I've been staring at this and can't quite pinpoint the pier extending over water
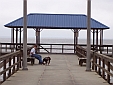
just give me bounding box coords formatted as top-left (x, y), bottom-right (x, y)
top-left (0, 43), bottom-right (113, 85)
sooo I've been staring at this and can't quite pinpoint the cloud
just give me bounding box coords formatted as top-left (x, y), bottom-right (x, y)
top-left (0, 0), bottom-right (113, 39)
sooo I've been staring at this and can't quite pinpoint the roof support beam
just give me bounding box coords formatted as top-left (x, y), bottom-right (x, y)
top-left (96, 29), bottom-right (98, 52)
top-left (19, 28), bottom-right (22, 51)
top-left (74, 29), bottom-right (78, 54)
top-left (86, 0), bottom-right (91, 71)
top-left (36, 28), bottom-right (40, 53)
top-left (100, 29), bottom-right (103, 54)
top-left (92, 29), bottom-right (95, 51)
top-left (16, 28), bottom-right (18, 50)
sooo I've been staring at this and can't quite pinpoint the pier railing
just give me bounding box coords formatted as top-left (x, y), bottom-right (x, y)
top-left (76, 45), bottom-right (86, 58)
top-left (76, 45), bottom-right (113, 84)
top-left (0, 46), bottom-right (33, 84)
top-left (37, 43), bottom-right (74, 54)
top-left (0, 43), bottom-right (17, 55)
top-left (79, 44), bottom-right (113, 57)
top-left (93, 51), bottom-right (113, 84)
top-left (0, 43), bottom-right (75, 54)
top-left (1, 43), bottom-right (112, 55)
top-left (0, 50), bottom-right (22, 83)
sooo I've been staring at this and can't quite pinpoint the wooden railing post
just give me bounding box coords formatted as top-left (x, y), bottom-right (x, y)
top-left (112, 45), bottom-right (113, 58)
top-left (17, 55), bottom-right (20, 71)
top-left (98, 57), bottom-right (101, 75)
top-left (8, 57), bottom-right (11, 77)
top-left (12, 56), bottom-right (15, 74)
top-left (0, 43), bottom-right (1, 57)
top-left (20, 50), bottom-right (23, 68)
top-left (50, 45), bottom-right (52, 53)
top-left (5, 45), bottom-right (7, 52)
top-left (95, 55), bottom-right (97, 72)
top-left (102, 59), bottom-right (105, 79)
top-left (92, 51), bottom-right (95, 70)
top-left (107, 47), bottom-right (108, 54)
top-left (62, 45), bottom-right (64, 53)
top-left (107, 61), bottom-right (110, 83)
top-left (3, 60), bottom-right (6, 82)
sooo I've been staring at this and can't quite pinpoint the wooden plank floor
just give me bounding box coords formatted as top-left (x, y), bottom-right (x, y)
top-left (1, 54), bottom-right (110, 85)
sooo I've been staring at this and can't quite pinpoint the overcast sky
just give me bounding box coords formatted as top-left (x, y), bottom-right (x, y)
top-left (0, 0), bottom-right (113, 39)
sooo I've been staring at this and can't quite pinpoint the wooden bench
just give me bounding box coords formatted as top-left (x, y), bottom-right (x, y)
top-left (78, 58), bottom-right (87, 66)
top-left (27, 49), bottom-right (35, 65)
top-left (27, 55), bottom-right (35, 65)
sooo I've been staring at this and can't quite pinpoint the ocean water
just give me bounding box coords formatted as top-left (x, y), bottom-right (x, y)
top-left (0, 38), bottom-right (113, 45)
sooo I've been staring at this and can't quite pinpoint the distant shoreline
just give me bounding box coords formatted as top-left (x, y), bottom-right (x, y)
top-left (0, 37), bottom-right (112, 45)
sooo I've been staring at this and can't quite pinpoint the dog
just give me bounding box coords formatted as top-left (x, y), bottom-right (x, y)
top-left (43, 57), bottom-right (51, 65)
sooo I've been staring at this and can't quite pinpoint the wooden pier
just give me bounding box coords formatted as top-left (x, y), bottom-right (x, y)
top-left (0, 43), bottom-right (113, 85)
top-left (1, 54), bottom-right (110, 85)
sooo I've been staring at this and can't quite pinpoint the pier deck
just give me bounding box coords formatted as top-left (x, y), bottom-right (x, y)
top-left (1, 54), bottom-right (110, 85)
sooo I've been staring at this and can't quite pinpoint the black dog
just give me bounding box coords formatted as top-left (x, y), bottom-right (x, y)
top-left (43, 57), bottom-right (51, 65)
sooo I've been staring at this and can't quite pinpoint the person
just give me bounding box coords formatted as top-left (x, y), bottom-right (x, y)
top-left (30, 45), bottom-right (43, 64)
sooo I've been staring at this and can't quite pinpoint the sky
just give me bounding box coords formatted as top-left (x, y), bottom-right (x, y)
top-left (0, 0), bottom-right (113, 39)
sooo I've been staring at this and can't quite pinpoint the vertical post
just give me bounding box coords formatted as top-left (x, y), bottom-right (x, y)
top-left (22, 0), bottom-right (28, 70)
top-left (98, 57), bottom-right (101, 75)
top-left (0, 43), bottom-right (1, 57)
top-left (76, 29), bottom-right (78, 53)
top-left (36, 28), bottom-right (40, 53)
top-left (3, 60), bottom-right (6, 82)
top-left (74, 29), bottom-right (76, 53)
top-left (107, 61), bottom-right (110, 83)
top-left (74, 29), bottom-right (78, 54)
top-left (86, 0), bottom-right (91, 71)
top-left (16, 28), bottom-right (18, 50)
top-left (112, 44), bottom-right (113, 85)
top-left (102, 59), bottom-right (105, 79)
top-left (112, 45), bottom-right (113, 58)
top-left (8, 57), bottom-right (11, 77)
top-left (62, 45), bottom-right (64, 53)
top-left (11, 28), bottom-right (14, 52)
top-left (96, 29), bottom-right (98, 52)
top-left (20, 28), bottom-right (22, 50)
top-left (100, 29), bottom-right (103, 53)
top-left (93, 29), bottom-right (95, 50)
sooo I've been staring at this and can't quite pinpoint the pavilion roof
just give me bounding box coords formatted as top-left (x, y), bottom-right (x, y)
top-left (4, 13), bottom-right (109, 29)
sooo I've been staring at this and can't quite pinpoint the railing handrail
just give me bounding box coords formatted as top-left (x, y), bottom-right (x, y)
top-left (76, 45), bottom-right (113, 84)
top-left (0, 46), bottom-right (33, 83)
top-left (0, 50), bottom-right (20, 61)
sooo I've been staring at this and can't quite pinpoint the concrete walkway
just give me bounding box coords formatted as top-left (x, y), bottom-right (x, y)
top-left (2, 54), bottom-right (110, 85)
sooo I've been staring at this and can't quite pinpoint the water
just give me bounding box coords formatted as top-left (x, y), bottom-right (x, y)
top-left (0, 38), bottom-right (113, 44)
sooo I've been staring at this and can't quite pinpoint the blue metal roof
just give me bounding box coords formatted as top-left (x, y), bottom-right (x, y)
top-left (4, 13), bottom-right (109, 29)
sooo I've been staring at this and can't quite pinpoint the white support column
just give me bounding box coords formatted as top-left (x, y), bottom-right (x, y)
top-left (86, 0), bottom-right (91, 71)
top-left (23, 0), bottom-right (28, 70)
